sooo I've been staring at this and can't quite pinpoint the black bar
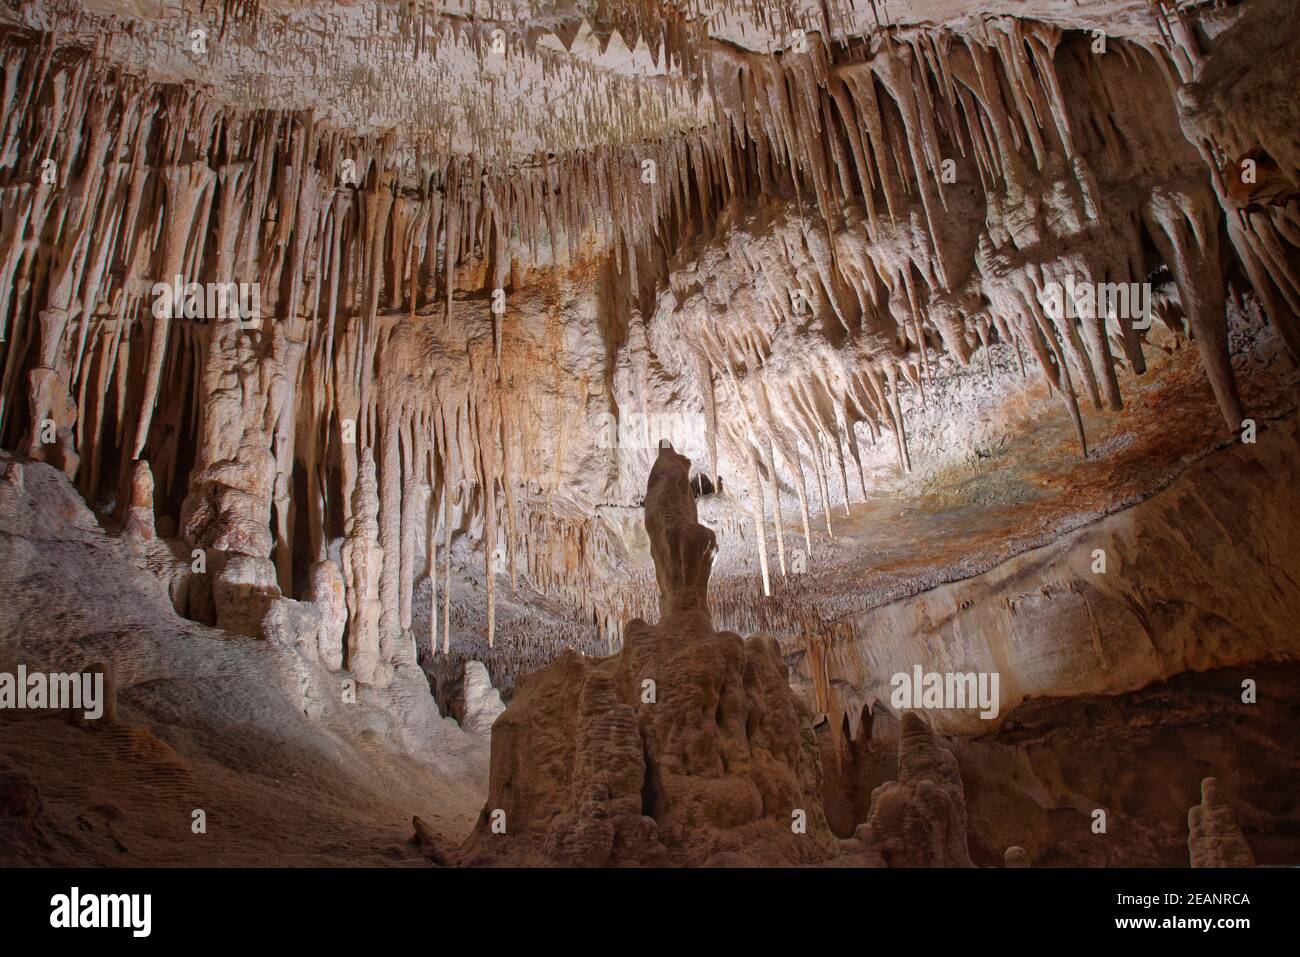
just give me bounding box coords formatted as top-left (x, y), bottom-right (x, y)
top-left (0, 867), bottom-right (1290, 944)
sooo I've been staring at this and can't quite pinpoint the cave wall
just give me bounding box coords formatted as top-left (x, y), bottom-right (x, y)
top-left (795, 413), bottom-right (1300, 740)
top-left (0, 1), bottom-right (1298, 686)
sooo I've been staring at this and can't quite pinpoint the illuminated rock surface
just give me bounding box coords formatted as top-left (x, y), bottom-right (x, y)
top-left (0, 0), bottom-right (1297, 867)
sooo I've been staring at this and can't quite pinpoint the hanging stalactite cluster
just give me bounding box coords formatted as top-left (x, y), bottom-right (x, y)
top-left (606, 14), bottom-right (1281, 613)
top-left (2, 0), bottom-right (1297, 682)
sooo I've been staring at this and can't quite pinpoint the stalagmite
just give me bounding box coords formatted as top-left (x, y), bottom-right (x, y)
top-left (442, 440), bottom-right (454, 656)
top-left (855, 713), bottom-right (975, 868)
top-left (1188, 777), bottom-right (1256, 868)
top-left (25, 360), bottom-right (79, 477)
top-left (426, 475), bottom-right (439, 657)
top-left (343, 449), bottom-right (384, 685)
top-left (121, 459), bottom-right (156, 541)
top-left (765, 438), bottom-right (787, 577)
top-left (311, 560), bottom-right (347, 672)
top-left (744, 445), bottom-right (771, 597)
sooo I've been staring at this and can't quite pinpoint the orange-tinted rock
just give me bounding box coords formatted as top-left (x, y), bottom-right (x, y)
top-left (855, 713), bottom-right (975, 867)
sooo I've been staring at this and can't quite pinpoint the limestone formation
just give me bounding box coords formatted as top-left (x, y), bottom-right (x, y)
top-left (411, 815), bottom-right (447, 864)
top-left (1, 463), bottom-right (23, 493)
top-left (311, 561), bottom-right (348, 672)
top-left (854, 713), bottom-right (975, 867)
top-left (121, 460), bottom-right (156, 541)
top-left (0, 3), bottom-right (1295, 664)
top-left (213, 555), bottom-right (280, 638)
top-left (644, 445), bottom-right (717, 619)
top-left (0, 0), bottom-right (1298, 874)
top-left (1189, 777), bottom-right (1256, 868)
top-left (25, 365), bottom-right (78, 478)
top-left (455, 661), bottom-right (505, 738)
top-left (462, 446), bottom-right (832, 866)
top-left (343, 450), bottom-right (386, 685)
top-left (262, 594), bottom-right (325, 658)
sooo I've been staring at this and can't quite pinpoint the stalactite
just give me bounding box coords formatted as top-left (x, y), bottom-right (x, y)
top-left (0, 4), bottom-right (1296, 687)
top-left (134, 161), bottom-right (214, 460)
top-left (744, 444), bottom-right (771, 597)
top-left (442, 418), bottom-right (455, 656)
top-left (765, 436), bottom-right (787, 578)
top-left (1145, 186), bottom-right (1245, 433)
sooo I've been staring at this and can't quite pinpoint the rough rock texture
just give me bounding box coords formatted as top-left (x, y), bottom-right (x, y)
top-left (213, 554), bottom-right (280, 639)
top-left (461, 447), bottom-right (834, 866)
top-left (25, 364), bottom-right (79, 478)
top-left (0, 453), bottom-right (489, 866)
top-left (342, 450), bottom-right (388, 685)
top-left (311, 560), bottom-right (348, 672)
top-left (854, 713), bottom-right (974, 867)
top-left (411, 814), bottom-right (447, 864)
top-left (461, 445), bottom-right (984, 867)
top-left (121, 460), bottom-right (156, 541)
top-left (1189, 777), bottom-right (1256, 868)
top-left (797, 415), bottom-right (1300, 737)
top-left (821, 662), bottom-right (1300, 867)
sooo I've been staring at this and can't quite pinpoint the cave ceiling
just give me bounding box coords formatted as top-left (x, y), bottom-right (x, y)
top-left (2, 0), bottom-right (1296, 661)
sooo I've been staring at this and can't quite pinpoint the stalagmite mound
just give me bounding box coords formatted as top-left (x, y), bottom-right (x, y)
top-left (461, 445), bottom-right (979, 867)
top-left (1004, 846), bottom-right (1031, 868)
top-left (453, 661), bottom-right (506, 738)
top-left (854, 712), bottom-right (974, 867)
top-left (461, 445), bottom-right (835, 866)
